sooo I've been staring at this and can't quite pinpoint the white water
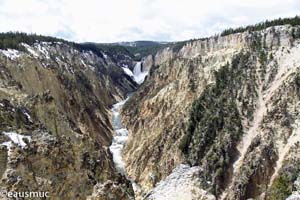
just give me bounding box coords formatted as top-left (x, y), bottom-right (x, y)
top-left (109, 60), bottom-right (149, 197)
top-left (109, 98), bottom-right (130, 174)
top-left (121, 61), bottom-right (148, 84)
top-left (133, 62), bottom-right (148, 84)
top-left (109, 97), bottom-right (143, 198)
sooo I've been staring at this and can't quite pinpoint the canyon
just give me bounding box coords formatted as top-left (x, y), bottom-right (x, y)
top-left (0, 21), bottom-right (300, 200)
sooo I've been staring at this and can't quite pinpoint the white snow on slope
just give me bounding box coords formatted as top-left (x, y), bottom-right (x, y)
top-left (23, 111), bottom-right (32, 123)
top-left (22, 43), bottom-right (39, 57)
top-left (35, 43), bottom-right (50, 59)
top-left (146, 164), bottom-right (216, 200)
top-left (0, 49), bottom-right (20, 60)
top-left (2, 131), bottom-right (31, 148)
top-left (21, 43), bottom-right (50, 59)
top-left (122, 66), bottom-right (134, 77)
top-left (0, 131), bottom-right (31, 158)
top-left (102, 52), bottom-right (108, 59)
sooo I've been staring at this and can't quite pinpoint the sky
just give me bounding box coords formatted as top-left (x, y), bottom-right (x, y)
top-left (0, 0), bottom-right (299, 43)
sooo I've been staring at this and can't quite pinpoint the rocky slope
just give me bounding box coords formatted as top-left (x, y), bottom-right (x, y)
top-left (0, 40), bottom-right (137, 199)
top-left (122, 24), bottom-right (300, 199)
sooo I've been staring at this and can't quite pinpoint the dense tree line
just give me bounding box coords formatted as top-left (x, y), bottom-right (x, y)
top-left (170, 16), bottom-right (300, 53)
top-left (0, 32), bottom-right (66, 51)
top-left (221, 16), bottom-right (300, 36)
top-left (0, 32), bottom-right (133, 60)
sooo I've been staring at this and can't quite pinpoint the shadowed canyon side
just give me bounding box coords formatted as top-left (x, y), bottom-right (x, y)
top-left (122, 24), bottom-right (300, 199)
top-left (0, 40), bottom-right (137, 199)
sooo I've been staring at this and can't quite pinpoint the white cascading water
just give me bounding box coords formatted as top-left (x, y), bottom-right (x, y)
top-left (109, 62), bottom-right (148, 196)
top-left (109, 62), bottom-right (148, 172)
top-left (109, 98), bottom-right (142, 197)
top-left (133, 62), bottom-right (148, 84)
top-left (109, 98), bottom-right (129, 174)
top-left (121, 61), bottom-right (149, 85)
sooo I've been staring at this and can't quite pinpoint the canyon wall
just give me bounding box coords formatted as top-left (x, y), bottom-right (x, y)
top-left (122, 25), bottom-right (300, 199)
top-left (0, 42), bottom-right (136, 199)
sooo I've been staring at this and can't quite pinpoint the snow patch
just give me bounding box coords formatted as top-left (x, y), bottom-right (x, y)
top-left (102, 52), bottom-right (108, 59)
top-left (0, 49), bottom-right (20, 60)
top-left (23, 111), bottom-right (32, 123)
top-left (80, 59), bottom-right (87, 67)
top-left (0, 131), bottom-right (31, 158)
top-left (21, 43), bottom-right (51, 59)
top-left (2, 131), bottom-right (31, 148)
top-left (35, 43), bottom-right (50, 59)
top-left (22, 43), bottom-right (39, 57)
top-left (122, 66), bottom-right (134, 77)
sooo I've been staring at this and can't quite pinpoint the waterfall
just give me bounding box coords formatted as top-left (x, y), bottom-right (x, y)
top-left (133, 62), bottom-right (142, 76)
top-left (109, 61), bottom-right (148, 197)
top-left (133, 62), bottom-right (148, 84)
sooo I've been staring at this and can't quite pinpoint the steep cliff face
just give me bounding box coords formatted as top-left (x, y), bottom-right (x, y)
top-left (0, 41), bottom-right (136, 199)
top-left (122, 25), bottom-right (300, 199)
